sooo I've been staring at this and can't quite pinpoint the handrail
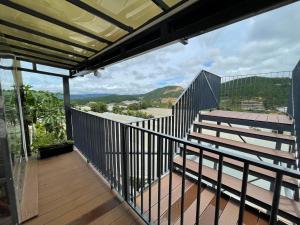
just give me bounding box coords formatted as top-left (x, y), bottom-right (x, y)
top-left (71, 108), bottom-right (300, 225)
top-left (172, 70), bottom-right (221, 138)
top-left (289, 60), bottom-right (300, 168)
top-left (126, 122), bottom-right (300, 178)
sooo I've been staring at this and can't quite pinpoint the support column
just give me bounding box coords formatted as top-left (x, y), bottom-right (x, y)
top-left (63, 77), bottom-right (72, 140)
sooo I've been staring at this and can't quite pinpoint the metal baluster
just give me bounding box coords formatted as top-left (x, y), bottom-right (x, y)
top-left (180, 144), bottom-right (187, 225)
top-left (141, 121), bottom-right (145, 214)
top-left (152, 119), bottom-right (155, 180)
top-left (157, 136), bottom-right (163, 225)
top-left (237, 163), bottom-right (249, 225)
top-left (269, 172), bottom-right (283, 225)
top-left (214, 155), bottom-right (223, 225)
top-left (136, 122), bottom-right (140, 197)
top-left (134, 127), bottom-right (137, 206)
top-left (167, 139), bottom-right (174, 225)
top-left (195, 149), bottom-right (204, 225)
top-left (148, 131), bottom-right (152, 222)
top-left (121, 124), bottom-right (128, 201)
top-left (130, 127), bottom-right (133, 201)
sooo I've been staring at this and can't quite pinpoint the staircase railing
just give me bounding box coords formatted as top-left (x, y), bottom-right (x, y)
top-left (172, 70), bottom-right (221, 139)
top-left (288, 60), bottom-right (300, 168)
top-left (71, 108), bottom-right (300, 225)
top-left (130, 70), bottom-right (221, 140)
top-left (220, 71), bottom-right (292, 113)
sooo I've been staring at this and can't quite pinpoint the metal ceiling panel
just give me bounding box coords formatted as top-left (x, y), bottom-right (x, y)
top-left (10, 0), bottom-right (128, 42)
top-left (82, 0), bottom-right (163, 29)
top-left (0, 24), bottom-right (95, 57)
top-left (2, 38), bottom-right (85, 62)
top-left (0, 5), bottom-right (107, 50)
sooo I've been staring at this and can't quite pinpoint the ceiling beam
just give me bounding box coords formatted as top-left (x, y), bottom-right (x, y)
top-left (66, 0), bottom-right (133, 32)
top-left (2, 34), bottom-right (88, 59)
top-left (152, 0), bottom-right (169, 11)
top-left (74, 0), bottom-right (296, 73)
top-left (1, 50), bottom-right (73, 69)
top-left (0, 0), bottom-right (112, 45)
top-left (0, 42), bottom-right (81, 63)
top-left (0, 19), bottom-right (98, 53)
top-left (0, 64), bottom-right (69, 78)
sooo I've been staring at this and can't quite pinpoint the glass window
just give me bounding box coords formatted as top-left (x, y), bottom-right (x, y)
top-left (0, 57), bottom-right (25, 224)
top-left (0, 184), bottom-right (12, 225)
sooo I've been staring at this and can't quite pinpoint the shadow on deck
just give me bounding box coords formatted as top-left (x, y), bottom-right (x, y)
top-left (22, 151), bottom-right (143, 225)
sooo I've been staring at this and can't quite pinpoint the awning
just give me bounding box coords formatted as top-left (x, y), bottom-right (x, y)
top-left (0, 0), bottom-right (296, 77)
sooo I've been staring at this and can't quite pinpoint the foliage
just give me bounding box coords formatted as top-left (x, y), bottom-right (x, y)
top-left (71, 86), bottom-right (183, 109)
top-left (142, 85), bottom-right (183, 100)
top-left (112, 105), bottom-right (123, 114)
top-left (220, 77), bottom-right (291, 112)
top-left (127, 102), bottom-right (148, 110)
top-left (21, 85), bottom-right (67, 150)
top-left (73, 94), bottom-right (139, 105)
top-left (89, 101), bottom-right (108, 113)
top-left (31, 123), bottom-right (61, 150)
top-left (122, 110), bottom-right (154, 119)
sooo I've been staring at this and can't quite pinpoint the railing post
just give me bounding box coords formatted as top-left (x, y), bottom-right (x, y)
top-left (63, 77), bottom-right (73, 140)
top-left (121, 124), bottom-right (129, 201)
top-left (269, 172), bottom-right (283, 225)
top-left (237, 163), bottom-right (249, 225)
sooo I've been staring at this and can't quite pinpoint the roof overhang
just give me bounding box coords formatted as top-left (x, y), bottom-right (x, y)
top-left (0, 0), bottom-right (297, 78)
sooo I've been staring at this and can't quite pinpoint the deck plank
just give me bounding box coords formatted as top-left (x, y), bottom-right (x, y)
top-left (188, 132), bottom-right (295, 164)
top-left (193, 121), bottom-right (295, 144)
top-left (23, 151), bottom-right (143, 225)
top-left (174, 157), bottom-right (300, 223)
top-left (185, 145), bottom-right (298, 188)
top-left (200, 110), bottom-right (293, 131)
top-left (20, 160), bottom-right (38, 223)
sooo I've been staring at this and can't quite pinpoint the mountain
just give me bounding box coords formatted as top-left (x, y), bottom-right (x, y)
top-left (71, 86), bottom-right (184, 107)
top-left (142, 86), bottom-right (184, 100)
top-left (221, 76), bottom-right (291, 109)
top-left (71, 93), bottom-right (111, 100)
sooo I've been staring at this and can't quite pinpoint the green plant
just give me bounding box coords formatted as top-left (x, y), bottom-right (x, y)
top-left (21, 86), bottom-right (67, 151)
top-left (112, 105), bottom-right (123, 114)
top-left (89, 101), bottom-right (108, 113)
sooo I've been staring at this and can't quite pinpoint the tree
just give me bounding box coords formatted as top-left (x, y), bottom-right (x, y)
top-left (112, 105), bottom-right (123, 114)
top-left (89, 101), bottom-right (108, 113)
top-left (21, 85), bottom-right (66, 150)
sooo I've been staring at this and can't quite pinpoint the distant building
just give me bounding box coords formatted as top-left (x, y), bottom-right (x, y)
top-left (122, 100), bottom-right (140, 105)
top-left (241, 100), bottom-right (265, 111)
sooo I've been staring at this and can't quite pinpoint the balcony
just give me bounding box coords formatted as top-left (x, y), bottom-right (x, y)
top-left (0, 1), bottom-right (300, 225)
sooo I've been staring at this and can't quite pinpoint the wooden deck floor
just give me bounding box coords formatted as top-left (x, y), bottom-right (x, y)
top-left (201, 110), bottom-right (293, 125)
top-left (136, 173), bottom-right (269, 225)
top-left (23, 151), bottom-right (144, 225)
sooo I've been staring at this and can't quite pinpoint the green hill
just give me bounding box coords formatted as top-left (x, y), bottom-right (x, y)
top-left (221, 76), bottom-right (291, 111)
top-left (142, 86), bottom-right (183, 100)
top-left (72, 86), bottom-right (184, 107)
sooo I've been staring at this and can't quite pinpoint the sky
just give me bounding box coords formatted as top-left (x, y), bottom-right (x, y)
top-left (5, 1), bottom-right (300, 95)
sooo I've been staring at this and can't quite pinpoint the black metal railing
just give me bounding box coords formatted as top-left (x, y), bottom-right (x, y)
top-left (71, 108), bottom-right (300, 225)
top-left (172, 70), bottom-right (220, 139)
top-left (288, 60), bottom-right (300, 168)
top-left (220, 71), bottom-right (292, 113)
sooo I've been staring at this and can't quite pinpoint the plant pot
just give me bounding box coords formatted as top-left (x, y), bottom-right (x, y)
top-left (38, 143), bottom-right (73, 159)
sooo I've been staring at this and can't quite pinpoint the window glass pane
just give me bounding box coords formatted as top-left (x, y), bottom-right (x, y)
top-left (0, 184), bottom-right (12, 225)
top-left (0, 58), bottom-right (25, 222)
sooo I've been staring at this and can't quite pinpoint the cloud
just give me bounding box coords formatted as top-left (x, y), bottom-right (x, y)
top-left (17, 1), bottom-right (300, 95)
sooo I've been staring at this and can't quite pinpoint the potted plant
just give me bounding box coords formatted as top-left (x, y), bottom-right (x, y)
top-left (31, 125), bottom-right (74, 159)
top-left (37, 140), bottom-right (74, 159)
